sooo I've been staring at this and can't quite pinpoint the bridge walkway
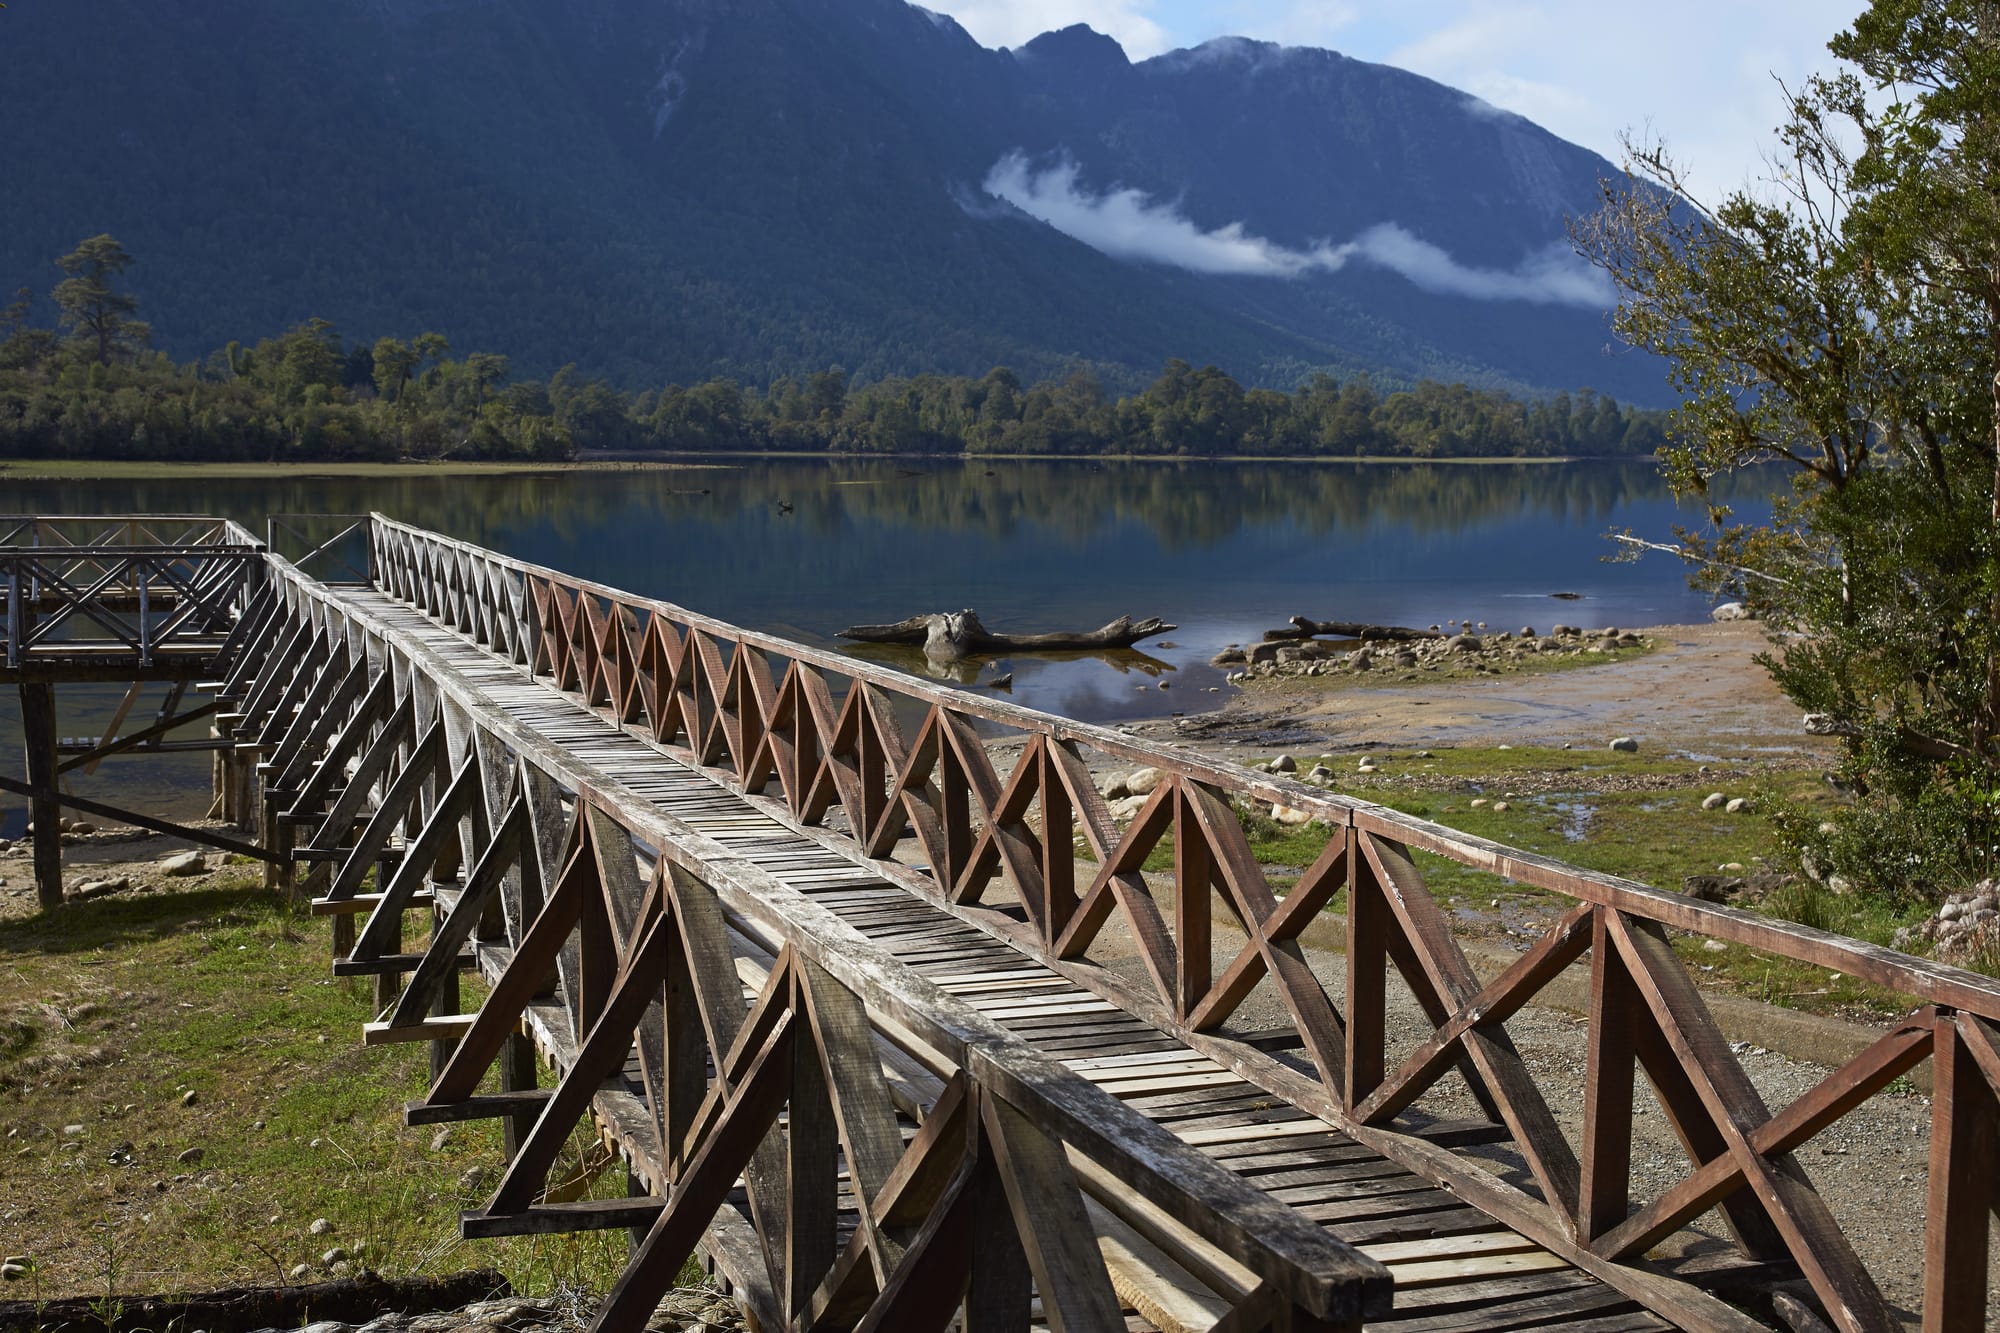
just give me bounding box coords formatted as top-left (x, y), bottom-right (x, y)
top-left (324, 582), bottom-right (1674, 1333)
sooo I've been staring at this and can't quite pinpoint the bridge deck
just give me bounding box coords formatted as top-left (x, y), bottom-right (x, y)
top-left (327, 583), bottom-right (1674, 1332)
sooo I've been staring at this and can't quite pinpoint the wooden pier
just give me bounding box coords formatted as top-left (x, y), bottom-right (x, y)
top-left (10, 512), bottom-right (2000, 1332)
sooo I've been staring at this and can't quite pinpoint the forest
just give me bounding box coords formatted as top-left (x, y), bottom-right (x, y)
top-left (0, 237), bottom-right (1671, 464)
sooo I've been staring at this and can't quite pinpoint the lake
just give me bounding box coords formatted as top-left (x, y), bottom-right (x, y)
top-left (2, 457), bottom-right (1765, 827)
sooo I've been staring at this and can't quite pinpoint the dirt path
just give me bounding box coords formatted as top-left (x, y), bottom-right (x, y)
top-left (1144, 621), bottom-right (1813, 756)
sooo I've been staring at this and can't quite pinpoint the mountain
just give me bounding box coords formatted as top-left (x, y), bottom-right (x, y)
top-left (0, 0), bottom-right (1664, 402)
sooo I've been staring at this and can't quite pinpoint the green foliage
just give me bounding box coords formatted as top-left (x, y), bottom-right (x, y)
top-left (1577, 0), bottom-right (2000, 901)
top-left (0, 244), bottom-right (1670, 463)
top-left (51, 234), bottom-right (148, 366)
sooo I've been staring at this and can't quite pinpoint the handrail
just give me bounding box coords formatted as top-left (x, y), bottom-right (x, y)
top-left (362, 508), bottom-right (2000, 1331)
top-left (363, 510), bottom-right (2000, 1021)
top-left (251, 539), bottom-right (1392, 1331)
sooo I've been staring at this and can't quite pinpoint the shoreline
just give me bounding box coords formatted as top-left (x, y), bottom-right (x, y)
top-left (0, 450), bottom-right (1653, 480)
top-left (1129, 619), bottom-right (1818, 761)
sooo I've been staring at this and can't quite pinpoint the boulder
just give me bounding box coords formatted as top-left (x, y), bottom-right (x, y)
top-left (1247, 643), bottom-right (1281, 665)
top-left (1209, 646), bottom-right (1246, 667)
top-left (1609, 737), bottom-right (1639, 753)
top-left (1445, 634), bottom-right (1482, 654)
top-left (1270, 754), bottom-right (1296, 773)
top-left (1725, 797), bottom-right (1750, 814)
top-left (1124, 766), bottom-right (1164, 796)
top-left (1701, 792), bottom-right (1727, 811)
top-left (1096, 772), bottom-right (1131, 801)
top-left (1711, 602), bottom-right (1754, 621)
top-left (161, 851), bottom-right (205, 877)
top-left (1392, 650), bottom-right (1419, 668)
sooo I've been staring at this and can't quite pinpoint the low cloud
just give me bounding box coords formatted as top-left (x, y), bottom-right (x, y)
top-left (981, 151), bottom-right (1613, 306)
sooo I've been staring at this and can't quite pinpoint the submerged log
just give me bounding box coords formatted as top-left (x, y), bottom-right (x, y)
top-left (0, 1269), bottom-right (510, 1333)
top-left (840, 609), bottom-right (1174, 660)
top-left (1262, 616), bottom-right (1441, 643)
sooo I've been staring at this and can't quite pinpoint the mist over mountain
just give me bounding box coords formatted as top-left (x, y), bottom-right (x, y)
top-left (0, 0), bottom-right (1662, 402)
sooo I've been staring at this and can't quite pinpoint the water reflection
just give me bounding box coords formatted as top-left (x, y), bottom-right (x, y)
top-left (1, 458), bottom-right (1770, 809)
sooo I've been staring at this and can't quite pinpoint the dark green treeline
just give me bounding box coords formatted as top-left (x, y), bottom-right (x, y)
top-left (1, 238), bottom-right (1668, 463)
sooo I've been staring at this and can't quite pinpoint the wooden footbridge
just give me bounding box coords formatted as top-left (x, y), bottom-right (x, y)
top-left (8, 514), bottom-right (2000, 1333)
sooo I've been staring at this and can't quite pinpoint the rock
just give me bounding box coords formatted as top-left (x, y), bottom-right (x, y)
top-left (0, 1264), bottom-right (24, 1281)
top-left (1307, 765), bottom-right (1334, 781)
top-left (1491, 801), bottom-right (1510, 812)
top-left (69, 822), bottom-right (96, 835)
top-left (1701, 792), bottom-right (1727, 811)
top-left (1519, 627), bottom-right (1537, 638)
top-left (309, 1216), bottom-right (334, 1235)
top-left (429, 1127), bottom-right (452, 1152)
top-left (62, 1123), bottom-right (85, 1137)
top-left (176, 1147), bottom-right (203, 1165)
top-left (1209, 647), bottom-right (1246, 667)
top-left (1725, 797), bottom-right (1750, 814)
top-left (75, 876), bottom-right (130, 897)
top-left (1702, 939), bottom-right (1729, 953)
top-left (180, 1089), bottom-right (198, 1106)
top-left (1157, 679), bottom-right (1170, 689)
top-left (1270, 755), bottom-right (1296, 773)
top-left (1826, 875), bottom-right (1853, 895)
top-left (1609, 737), bottom-right (1639, 753)
top-left (1096, 772), bottom-right (1131, 800)
top-left (1469, 798), bottom-right (1488, 809)
top-left (1247, 643), bottom-right (1280, 665)
top-left (300, 1322), bottom-right (348, 1333)
top-left (410, 1318), bottom-right (463, 1333)
top-left (1683, 875), bottom-right (1742, 903)
top-left (1356, 760), bottom-right (1378, 774)
top-left (1274, 646), bottom-right (1307, 665)
top-left (459, 1165), bottom-right (488, 1191)
top-left (1392, 650), bottom-right (1419, 668)
top-left (1106, 795), bottom-right (1148, 823)
top-left (321, 1246), bottom-right (350, 1265)
top-left (1350, 649), bottom-right (1373, 671)
top-left (288, 1264), bottom-right (314, 1282)
top-left (1269, 804), bottom-right (1315, 826)
top-left (1125, 766), bottom-right (1164, 796)
top-left (160, 851), bottom-right (205, 877)
top-left (1445, 634), bottom-right (1482, 653)
top-left (1711, 601), bottom-right (1753, 621)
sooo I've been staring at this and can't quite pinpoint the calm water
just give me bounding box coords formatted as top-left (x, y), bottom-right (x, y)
top-left (2, 457), bottom-right (1763, 827)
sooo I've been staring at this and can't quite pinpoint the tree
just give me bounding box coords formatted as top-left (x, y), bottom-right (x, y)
top-left (1576, 0), bottom-right (2000, 898)
top-left (51, 234), bottom-right (148, 363)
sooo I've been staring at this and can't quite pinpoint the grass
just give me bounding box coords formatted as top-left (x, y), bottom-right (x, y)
top-left (1215, 745), bottom-right (1934, 1020)
top-left (0, 872), bottom-right (642, 1302)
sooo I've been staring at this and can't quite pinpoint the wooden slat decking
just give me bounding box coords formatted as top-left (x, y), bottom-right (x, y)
top-left (329, 584), bottom-right (1674, 1332)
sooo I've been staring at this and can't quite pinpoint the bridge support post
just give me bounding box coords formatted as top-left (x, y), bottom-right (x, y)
top-left (497, 1030), bottom-right (539, 1161)
top-left (19, 682), bottom-right (61, 909)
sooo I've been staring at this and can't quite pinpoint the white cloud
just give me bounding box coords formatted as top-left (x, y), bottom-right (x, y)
top-left (982, 152), bottom-right (1615, 305)
top-left (983, 152), bottom-right (1330, 275)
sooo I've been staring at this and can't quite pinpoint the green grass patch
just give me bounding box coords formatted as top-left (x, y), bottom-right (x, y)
top-left (0, 874), bottom-right (637, 1300)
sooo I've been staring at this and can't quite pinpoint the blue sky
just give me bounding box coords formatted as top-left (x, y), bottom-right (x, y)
top-left (923, 1), bottom-right (1858, 200)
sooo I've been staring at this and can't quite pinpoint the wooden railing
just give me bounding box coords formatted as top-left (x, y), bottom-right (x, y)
top-left (236, 536), bottom-right (1392, 1333)
top-left (364, 511), bottom-right (2000, 1333)
top-left (1, 518), bottom-right (266, 671)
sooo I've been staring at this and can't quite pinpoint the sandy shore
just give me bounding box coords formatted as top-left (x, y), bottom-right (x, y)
top-left (1135, 620), bottom-right (1820, 759)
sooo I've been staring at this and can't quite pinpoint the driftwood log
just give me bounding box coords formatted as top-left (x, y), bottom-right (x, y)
top-left (0, 1269), bottom-right (510, 1333)
top-left (1262, 616), bottom-right (1441, 643)
top-left (840, 609), bottom-right (1174, 660)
